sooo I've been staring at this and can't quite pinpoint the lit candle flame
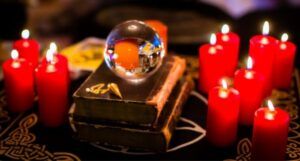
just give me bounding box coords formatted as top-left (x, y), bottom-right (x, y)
top-left (221, 24), bottom-right (230, 34)
top-left (246, 56), bottom-right (253, 70)
top-left (262, 21), bottom-right (270, 36)
top-left (210, 33), bottom-right (216, 45)
top-left (11, 49), bottom-right (19, 60)
top-left (281, 33), bottom-right (289, 42)
top-left (49, 42), bottom-right (57, 54)
top-left (21, 29), bottom-right (30, 39)
top-left (221, 79), bottom-right (228, 89)
top-left (46, 49), bottom-right (54, 63)
top-left (267, 100), bottom-right (275, 112)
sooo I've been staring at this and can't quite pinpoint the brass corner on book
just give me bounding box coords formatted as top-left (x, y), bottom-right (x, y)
top-left (85, 83), bottom-right (123, 99)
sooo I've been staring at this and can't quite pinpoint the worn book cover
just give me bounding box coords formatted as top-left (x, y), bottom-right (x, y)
top-left (73, 55), bottom-right (186, 126)
top-left (70, 76), bottom-right (193, 152)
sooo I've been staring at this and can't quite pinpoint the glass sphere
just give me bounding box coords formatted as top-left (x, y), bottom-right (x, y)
top-left (104, 20), bottom-right (164, 82)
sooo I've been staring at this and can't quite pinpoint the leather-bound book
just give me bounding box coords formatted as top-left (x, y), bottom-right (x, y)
top-left (69, 76), bottom-right (193, 152)
top-left (73, 55), bottom-right (186, 126)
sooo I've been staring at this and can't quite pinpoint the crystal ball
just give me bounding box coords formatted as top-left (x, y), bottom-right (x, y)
top-left (104, 20), bottom-right (164, 82)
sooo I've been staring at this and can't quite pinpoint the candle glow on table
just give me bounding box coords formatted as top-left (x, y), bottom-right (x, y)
top-left (2, 50), bottom-right (35, 112)
top-left (13, 29), bottom-right (40, 67)
top-left (216, 24), bottom-right (240, 77)
top-left (35, 49), bottom-right (69, 127)
top-left (199, 33), bottom-right (230, 94)
top-left (249, 21), bottom-right (277, 97)
top-left (206, 79), bottom-right (240, 147)
top-left (273, 33), bottom-right (297, 89)
top-left (234, 57), bottom-right (265, 125)
top-left (252, 100), bottom-right (290, 160)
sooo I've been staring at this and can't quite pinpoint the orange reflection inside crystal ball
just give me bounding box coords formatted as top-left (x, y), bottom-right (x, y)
top-left (114, 39), bottom-right (139, 70)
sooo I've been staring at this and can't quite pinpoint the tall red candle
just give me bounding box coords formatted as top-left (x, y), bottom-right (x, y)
top-left (206, 79), bottom-right (240, 147)
top-left (216, 24), bottom-right (240, 77)
top-left (234, 57), bottom-right (265, 125)
top-left (13, 29), bottom-right (40, 67)
top-left (249, 21), bottom-right (277, 97)
top-left (2, 50), bottom-right (35, 112)
top-left (35, 49), bottom-right (69, 127)
top-left (199, 34), bottom-right (228, 94)
top-left (252, 100), bottom-right (290, 160)
top-left (273, 33), bottom-right (297, 89)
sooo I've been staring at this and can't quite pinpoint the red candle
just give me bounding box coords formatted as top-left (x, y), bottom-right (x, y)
top-left (41, 42), bottom-right (70, 84)
top-left (216, 24), bottom-right (240, 77)
top-left (13, 29), bottom-right (40, 67)
top-left (249, 21), bottom-right (277, 97)
top-left (206, 79), bottom-right (240, 147)
top-left (273, 33), bottom-right (297, 89)
top-left (35, 49), bottom-right (69, 127)
top-left (2, 50), bottom-right (35, 112)
top-left (199, 33), bottom-right (227, 94)
top-left (252, 100), bottom-right (290, 160)
top-left (234, 57), bottom-right (265, 125)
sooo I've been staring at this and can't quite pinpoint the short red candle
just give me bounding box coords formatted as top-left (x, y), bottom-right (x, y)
top-left (216, 24), bottom-right (240, 77)
top-left (13, 29), bottom-right (40, 67)
top-left (206, 80), bottom-right (240, 147)
top-left (252, 100), bottom-right (290, 160)
top-left (273, 33), bottom-right (297, 89)
top-left (2, 50), bottom-right (35, 112)
top-left (41, 42), bottom-right (70, 85)
top-left (199, 34), bottom-right (228, 94)
top-left (234, 57), bottom-right (265, 125)
top-left (35, 50), bottom-right (69, 127)
top-left (249, 21), bottom-right (277, 97)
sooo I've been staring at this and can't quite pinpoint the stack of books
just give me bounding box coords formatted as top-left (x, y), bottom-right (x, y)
top-left (69, 55), bottom-right (193, 152)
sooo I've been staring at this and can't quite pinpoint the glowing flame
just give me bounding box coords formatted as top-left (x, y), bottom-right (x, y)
top-left (267, 100), bottom-right (275, 112)
top-left (46, 49), bottom-right (54, 63)
top-left (281, 33), bottom-right (289, 42)
top-left (49, 42), bottom-right (57, 54)
top-left (221, 24), bottom-right (230, 34)
top-left (11, 49), bottom-right (19, 60)
top-left (21, 29), bottom-right (30, 39)
top-left (262, 21), bottom-right (270, 35)
top-left (247, 56), bottom-right (253, 70)
top-left (210, 33), bottom-right (216, 45)
top-left (221, 79), bottom-right (228, 89)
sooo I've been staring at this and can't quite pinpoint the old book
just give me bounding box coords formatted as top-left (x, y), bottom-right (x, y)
top-left (73, 55), bottom-right (186, 126)
top-left (69, 77), bottom-right (193, 152)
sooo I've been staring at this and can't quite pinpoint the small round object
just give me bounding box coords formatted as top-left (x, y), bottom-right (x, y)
top-left (104, 20), bottom-right (164, 82)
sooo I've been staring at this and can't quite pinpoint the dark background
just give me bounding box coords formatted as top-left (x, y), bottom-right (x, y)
top-left (0, 0), bottom-right (299, 64)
